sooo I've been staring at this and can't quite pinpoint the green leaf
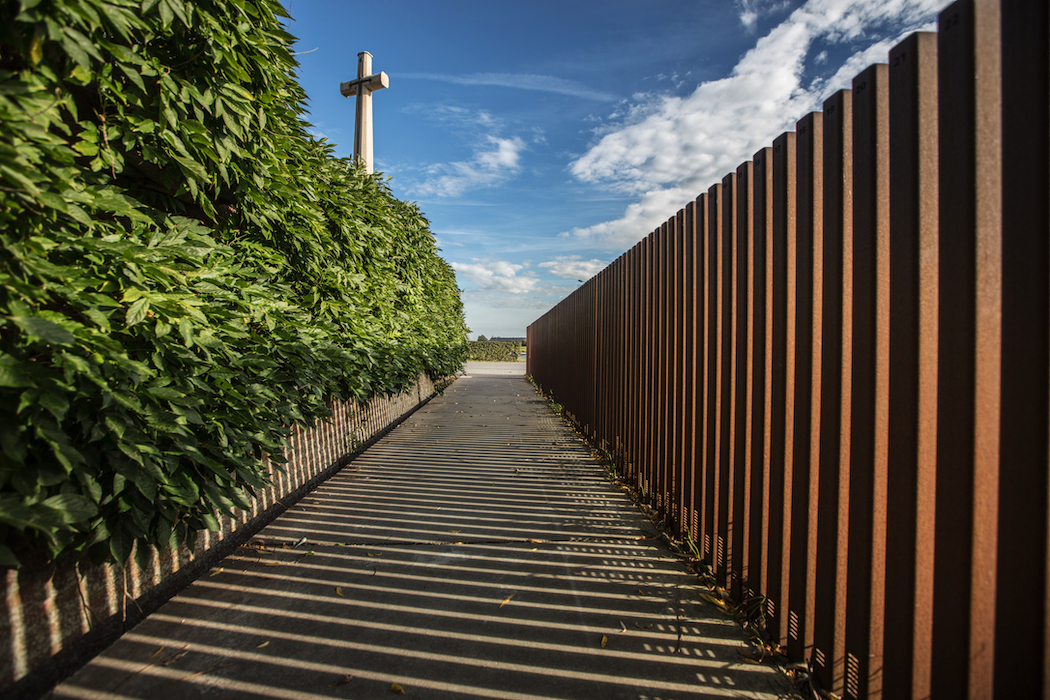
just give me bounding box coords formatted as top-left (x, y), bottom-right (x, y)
top-left (38, 390), bottom-right (70, 422)
top-left (10, 316), bottom-right (75, 346)
top-left (178, 317), bottom-right (194, 346)
top-left (0, 354), bottom-right (34, 388)
top-left (126, 298), bottom-right (150, 326)
top-left (158, 0), bottom-right (173, 29)
top-left (42, 493), bottom-right (98, 524)
top-left (172, 154), bottom-right (208, 182)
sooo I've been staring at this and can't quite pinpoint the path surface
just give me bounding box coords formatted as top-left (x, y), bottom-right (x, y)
top-left (52, 362), bottom-right (795, 700)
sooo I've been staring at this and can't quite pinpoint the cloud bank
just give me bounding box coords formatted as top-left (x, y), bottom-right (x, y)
top-left (565, 0), bottom-right (948, 249)
top-left (412, 135), bottom-right (526, 198)
top-left (538, 256), bottom-right (609, 281)
top-left (451, 260), bottom-right (538, 294)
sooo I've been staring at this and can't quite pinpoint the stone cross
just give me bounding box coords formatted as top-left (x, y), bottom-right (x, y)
top-left (340, 51), bottom-right (389, 174)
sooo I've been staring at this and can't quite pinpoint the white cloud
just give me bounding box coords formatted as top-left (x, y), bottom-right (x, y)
top-left (412, 136), bottom-right (526, 198)
top-left (539, 256), bottom-right (609, 281)
top-left (735, 0), bottom-right (793, 30)
top-left (401, 72), bottom-right (617, 102)
top-left (565, 0), bottom-right (950, 249)
top-left (451, 260), bottom-right (538, 294)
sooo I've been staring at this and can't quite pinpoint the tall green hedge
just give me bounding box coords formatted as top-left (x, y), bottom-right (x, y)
top-left (0, 0), bottom-right (467, 568)
top-left (466, 341), bottom-right (522, 362)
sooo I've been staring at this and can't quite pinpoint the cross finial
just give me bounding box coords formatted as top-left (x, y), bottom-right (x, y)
top-left (340, 51), bottom-right (389, 174)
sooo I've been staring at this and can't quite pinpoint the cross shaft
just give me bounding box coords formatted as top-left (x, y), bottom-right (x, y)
top-left (339, 51), bottom-right (389, 174)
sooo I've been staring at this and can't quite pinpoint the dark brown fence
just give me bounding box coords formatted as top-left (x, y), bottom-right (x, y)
top-left (526, 1), bottom-right (1048, 697)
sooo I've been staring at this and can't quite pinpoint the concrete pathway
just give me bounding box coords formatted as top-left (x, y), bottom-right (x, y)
top-left (52, 362), bottom-right (796, 700)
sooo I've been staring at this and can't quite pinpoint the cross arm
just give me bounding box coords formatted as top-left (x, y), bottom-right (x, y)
top-left (340, 72), bottom-right (390, 97)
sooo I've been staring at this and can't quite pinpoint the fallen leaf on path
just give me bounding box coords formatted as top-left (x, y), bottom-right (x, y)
top-left (335, 587), bottom-right (344, 597)
top-left (391, 682), bottom-right (406, 694)
top-left (527, 539), bottom-right (545, 543)
top-left (739, 648), bottom-right (765, 664)
top-left (367, 552), bottom-right (382, 557)
top-left (699, 592), bottom-right (725, 608)
top-left (160, 646), bottom-right (190, 666)
top-left (529, 548), bottom-right (538, 552)
top-left (256, 641), bottom-right (270, 648)
top-left (500, 594), bottom-right (516, 608)
top-left (264, 561), bottom-right (284, 567)
top-left (619, 621), bottom-right (627, 633)
top-left (636, 589), bottom-right (648, 596)
top-left (601, 635), bottom-right (608, 648)
top-left (295, 550), bottom-right (314, 563)
top-left (634, 622), bottom-right (654, 630)
top-left (150, 647), bottom-right (164, 658)
top-left (209, 568), bottom-right (223, 577)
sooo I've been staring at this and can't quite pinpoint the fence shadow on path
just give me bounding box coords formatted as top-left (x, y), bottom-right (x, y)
top-left (51, 364), bottom-right (795, 700)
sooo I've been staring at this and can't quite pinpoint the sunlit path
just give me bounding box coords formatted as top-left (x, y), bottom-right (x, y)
top-left (53, 363), bottom-right (795, 700)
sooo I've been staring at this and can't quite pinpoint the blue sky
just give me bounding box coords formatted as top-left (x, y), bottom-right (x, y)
top-left (284, 0), bottom-right (949, 339)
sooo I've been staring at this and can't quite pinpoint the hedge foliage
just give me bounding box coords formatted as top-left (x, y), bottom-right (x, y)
top-left (0, 0), bottom-right (467, 568)
top-left (466, 341), bottom-right (522, 363)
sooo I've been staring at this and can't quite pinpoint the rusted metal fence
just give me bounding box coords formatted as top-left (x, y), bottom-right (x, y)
top-left (526, 1), bottom-right (1048, 697)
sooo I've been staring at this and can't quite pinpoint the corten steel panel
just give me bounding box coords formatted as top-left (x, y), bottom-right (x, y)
top-left (735, 160), bottom-right (757, 604)
top-left (706, 185), bottom-right (723, 566)
top-left (709, 181), bottom-right (727, 580)
top-left (612, 256), bottom-right (620, 462)
top-left (933, 2), bottom-right (1003, 697)
top-left (674, 209), bottom-right (687, 535)
top-left (589, 277), bottom-right (596, 435)
top-left (813, 89), bottom-right (853, 696)
top-left (718, 175), bottom-right (738, 592)
top-left (671, 212), bottom-right (683, 528)
top-left (591, 274), bottom-right (599, 440)
top-left (666, 215), bottom-right (676, 519)
top-left (749, 147), bottom-right (775, 602)
top-left (628, 249), bottom-right (636, 471)
top-left (883, 31), bottom-right (938, 700)
top-left (596, 270), bottom-right (604, 437)
top-left (645, 234), bottom-right (656, 498)
top-left (844, 63), bottom-right (890, 700)
top-left (655, 223), bottom-right (664, 506)
top-left (994, 3), bottom-right (1050, 694)
top-left (623, 253), bottom-right (631, 466)
top-left (633, 242), bottom-right (645, 488)
top-left (604, 263), bottom-right (612, 444)
top-left (767, 131), bottom-right (797, 648)
top-left (788, 110), bottom-right (824, 663)
top-left (526, 326), bottom-right (532, 376)
top-left (657, 220), bottom-right (670, 514)
top-left (646, 228), bottom-right (655, 503)
top-left (647, 227), bottom-right (659, 502)
top-left (611, 257), bottom-right (623, 461)
top-left (695, 193), bottom-right (711, 554)
top-left (630, 244), bottom-right (641, 488)
top-left (622, 252), bottom-right (633, 480)
top-left (684, 201), bottom-right (699, 541)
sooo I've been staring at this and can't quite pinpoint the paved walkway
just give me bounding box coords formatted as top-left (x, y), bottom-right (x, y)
top-left (52, 363), bottom-right (795, 700)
